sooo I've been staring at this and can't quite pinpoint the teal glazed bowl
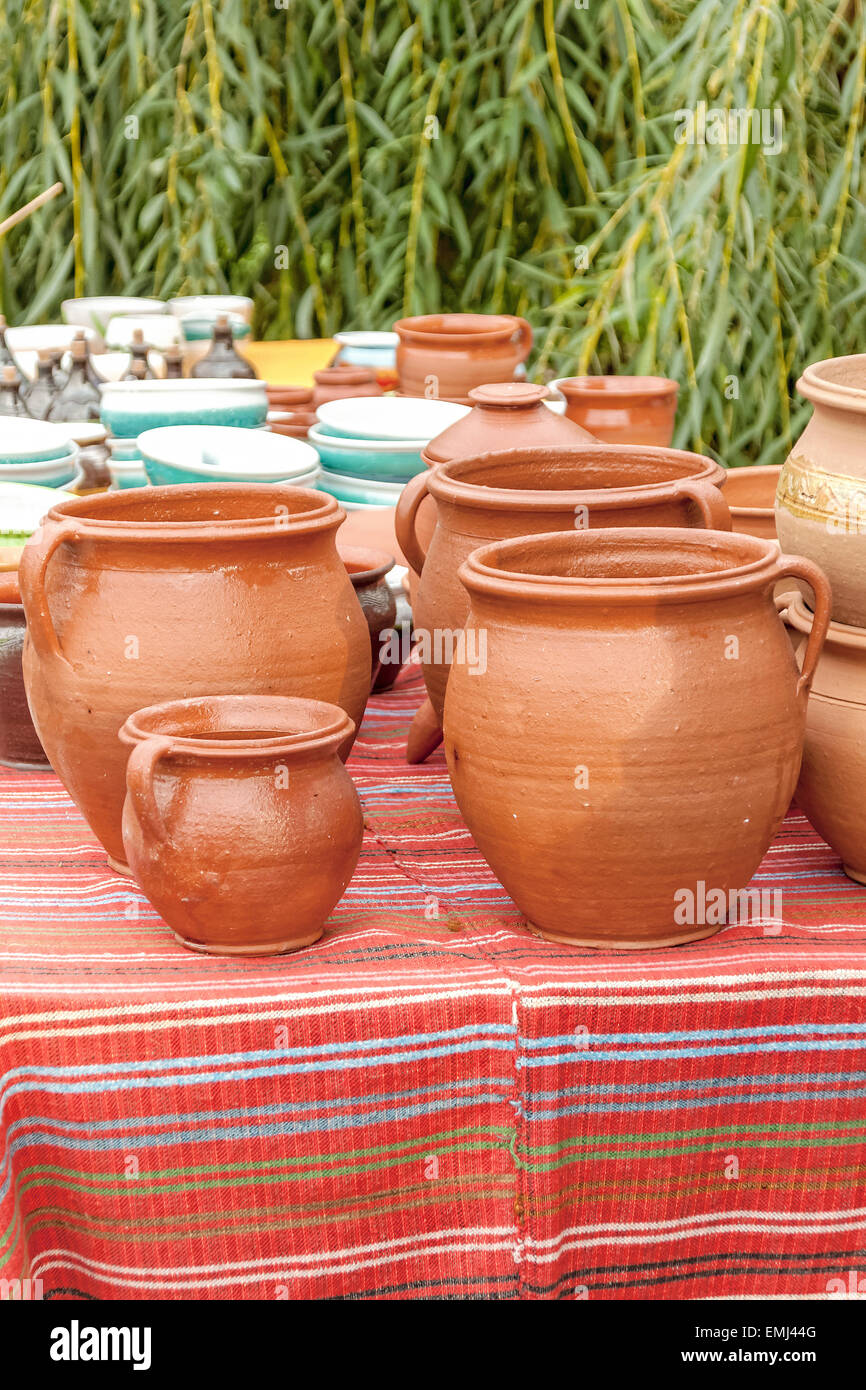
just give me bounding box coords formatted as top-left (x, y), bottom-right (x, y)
top-left (100, 379), bottom-right (268, 438)
top-left (307, 424), bottom-right (424, 483)
top-left (317, 468), bottom-right (403, 507)
top-left (138, 424), bottom-right (321, 487)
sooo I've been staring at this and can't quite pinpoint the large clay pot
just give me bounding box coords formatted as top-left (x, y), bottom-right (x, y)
top-left (396, 443), bottom-right (731, 722)
top-left (120, 695), bottom-right (363, 954)
top-left (0, 576), bottom-right (50, 770)
top-left (339, 544), bottom-right (399, 690)
top-left (19, 484), bottom-right (370, 870)
top-left (776, 355), bottom-right (866, 625)
top-left (394, 314), bottom-right (533, 403)
top-left (554, 376), bottom-right (679, 446)
top-left (725, 465), bottom-right (781, 541)
top-left (781, 592), bottom-right (866, 884)
top-left (444, 528), bottom-right (831, 949)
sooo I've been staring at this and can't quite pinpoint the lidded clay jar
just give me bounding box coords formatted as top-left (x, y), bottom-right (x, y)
top-left (422, 382), bottom-right (597, 466)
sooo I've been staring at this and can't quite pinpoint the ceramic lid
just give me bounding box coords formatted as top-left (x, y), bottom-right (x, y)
top-left (424, 381), bottom-right (597, 464)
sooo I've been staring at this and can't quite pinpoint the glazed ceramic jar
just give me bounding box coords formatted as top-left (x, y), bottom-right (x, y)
top-left (781, 592), bottom-right (866, 884)
top-left (554, 376), bottom-right (679, 446)
top-left (339, 545), bottom-right (399, 690)
top-left (396, 443), bottom-right (731, 721)
top-left (19, 484), bottom-right (371, 870)
top-left (394, 314), bottom-right (533, 403)
top-left (0, 576), bottom-right (50, 770)
top-left (120, 695), bottom-right (363, 954)
top-left (725, 465), bottom-right (781, 541)
top-left (444, 528), bottom-right (830, 949)
top-left (776, 355), bottom-right (866, 625)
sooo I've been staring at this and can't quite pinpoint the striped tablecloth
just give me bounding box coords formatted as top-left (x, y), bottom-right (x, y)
top-left (1, 663), bottom-right (865, 1300)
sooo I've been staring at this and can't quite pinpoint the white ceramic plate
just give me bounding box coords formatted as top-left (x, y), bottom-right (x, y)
top-left (316, 396), bottom-right (470, 442)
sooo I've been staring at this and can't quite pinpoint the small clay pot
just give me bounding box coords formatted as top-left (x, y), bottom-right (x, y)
top-left (776, 355), bottom-right (866, 626)
top-left (0, 577), bottom-right (50, 770)
top-left (725, 465), bottom-right (781, 541)
top-left (555, 376), bottom-right (679, 447)
top-left (781, 592), bottom-right (866, 884)
top-left (394, 313), bottom-right (533, 403)
top-left (266, 384), bottom-right (314, 409)
top-left (339, 545), bottom-right (399, 690)
top-left (120, 695), bottom-right (363, 955)
top-left (268, 410), bottom-right (318, 440)
top-left (444, 528), bottom-right (831, 949)
top-left (312, 366), bottom-right (383, 408)
top-left (423, 382), bottom-right (597, 465)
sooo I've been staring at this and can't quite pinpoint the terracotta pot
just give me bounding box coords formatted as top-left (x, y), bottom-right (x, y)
top-left (19, 484), bottom-right (370, 870)
top-left (422, 382), bottom-right (597, 465)
top-left (781, 592), bottom-right (866, 884)
top-left (555, 376), bottom-right (679, 447)
top-left (266, 384), bottom-right (314, 409)
top-left (396, 443), bottom-right (731, 722)
top-left (444, 528), bottom-right (831, 949)
top-left (394, 314), bottom-right (533, 403)
top-left (120, 695), bottom-right (363, 954)
top-left (0, 580), bottom-right (50, 770)
top-left (268, 411), bottom-right (318, 440)
top-left (776, 354), bottom-right (866, 626)
top-left (312, 366), bottom-right (383, 408)
top-left (725, 465), bottom-right (781, 541)
top-left (339, 544), bottom-right (399, 690)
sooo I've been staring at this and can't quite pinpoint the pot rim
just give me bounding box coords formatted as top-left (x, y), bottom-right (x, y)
top-left (41, 483), bottom-right (343, 540)
top-left (338, 544), bottom-right (395, 585)
top-left (554, 375), bottom-right (679, 404)
top-left (119, 695), bottom-right (355, 759)
top-left (780, 590), bottom-right (866, 649)
top-left (798, 355), bottom-right (866, 414)
top-left (98, 378), bottom-right (265, 397)
top-left (427, 444), bottom-right (725, 510)
top-left (394, 313), bottom-right (527, 345)
top-left (724, 464), bottom-right (781, 519)
top-left (459, 527), bottom-right (783, 606)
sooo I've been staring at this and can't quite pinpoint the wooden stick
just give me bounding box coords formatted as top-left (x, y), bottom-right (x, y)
top-left (0, 182), bottom-right (63, 238)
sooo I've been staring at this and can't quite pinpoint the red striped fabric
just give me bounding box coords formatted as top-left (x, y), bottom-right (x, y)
top-left (1, 661), bottom-right (864, 1299)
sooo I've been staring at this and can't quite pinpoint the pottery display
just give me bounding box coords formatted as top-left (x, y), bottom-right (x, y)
top-left (339, 545), bottom-right (398, 690)
top-left (18, 484), bottom-right (371, 869)
top-left (120, 695), bottom-right (363, 954)
top-left (781, 592), bottom-right (866, 884)
top-left (99, 378), bottom-right (268, 436)
top-left (552, 375), bottom-right (679, 446)
top-left (396, 443), bottom-right (731, 721)
top-left (394, 313), bottom-right (533, 402)
top-left (422, 382), bottom-right (597, 466)
top-left (312, 366), bottom-right (383, 407)
top-left (137, 425), bottom-right (320, 487)
top-left (444, 528), bottom-right (830, 949)
top-left (0, 574), bottom-right (50, 770)
top-left (725, 465), bottom-right (781, 540)
top-left (775, 354), bottom-right (866, 626)
top-left (333, 331), bottom-right (399, 389)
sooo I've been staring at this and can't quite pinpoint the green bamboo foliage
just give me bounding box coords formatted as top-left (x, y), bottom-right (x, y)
top-left (0, 0), bottom-right (864, 465)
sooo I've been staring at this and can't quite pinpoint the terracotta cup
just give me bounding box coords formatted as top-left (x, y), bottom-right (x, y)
top-left (0, 575), bottom-right (50, 770)
top-left (724, 465), bottom-right (781, 541)
top-left (339, 545), bottom-right (399, 690)
top-left (394, 314), bottom-right (533, 403)
top-left (312, 366), bottom-right (383, 407)
top-left (120, 695), bottom-right (363, 955)
top-left (555, 376), bottom-right (679, 446)
top-left (781, 592), bottom-right (866, 885)
top-left (395, 443), bottom-right (731, 722)
top-left (18, 484), bottom-right (371, 872)
top-left (776, 354), bottom-right (866, 626)
top-left (444, 528), bottom-right (831, 950)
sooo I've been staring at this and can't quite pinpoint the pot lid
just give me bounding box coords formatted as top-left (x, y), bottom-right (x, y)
top-left (424, 381), bottom-right (597, 464)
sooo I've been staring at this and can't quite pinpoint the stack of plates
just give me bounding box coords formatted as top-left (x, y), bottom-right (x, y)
top-left (310, 397), bottom-right (469, 509)
top-left (0, 420), bottom-right (81, 488)
top-left (137, 425), bottom-right (320, 488)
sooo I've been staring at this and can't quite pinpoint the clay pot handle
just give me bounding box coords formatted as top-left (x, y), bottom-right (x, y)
top-left (773, 555), bottom-right (832, 699)
top-left (17, 518), bottom-right (79, 667)
top-left (394, 471), bottom-right (431, 575)
top-left (671, 477), bottom-right (732, 531)
top-left (125, 737), bottom-right (174, 843)
top-left (512, 318), bottom-right (533, 362)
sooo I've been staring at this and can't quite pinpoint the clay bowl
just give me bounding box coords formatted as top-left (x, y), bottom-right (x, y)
top-left (724, 465), bottom-right (781, 541)
top-left (120, 694), bottom-right (363, 955)
top-left (266, 384), bottom-right (314, 410)
top-left (781, 592), bottom-right (866, 884)
top-left (268, 411), bottom-right (318, 440)
top-left (553, 375), bottom-right (679, 447)
top-left (339, 545), bottom-right (399, 690)
top-left (0, 575), bottom-right (50, 770)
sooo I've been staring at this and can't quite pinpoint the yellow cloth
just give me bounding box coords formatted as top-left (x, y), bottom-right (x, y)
top-left (243, 339), bottom-right (337, 386)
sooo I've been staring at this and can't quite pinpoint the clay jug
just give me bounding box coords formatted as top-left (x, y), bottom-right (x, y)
top-left (0, 577), bottom-right (50, 770)
top-left (444, 528), bottom-right (830, 949)
top-left (781, 592), bottom-right (866, 884)
top-left (776, 354), bottom-right (866, 626)
top-left (19, 484), bottom-right (370, 870)
top-left (120, 695), bottom-right (363, 954)
top-left (395, 443), bottom-right (731, 722)
top-left (394, 314), bottom-right (533, 403)
top-left (555, 375), bottom-right (678, 446)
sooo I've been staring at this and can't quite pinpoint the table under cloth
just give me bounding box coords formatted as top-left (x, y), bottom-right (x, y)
top-left (1, 662), bottom-right (865, 1301)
